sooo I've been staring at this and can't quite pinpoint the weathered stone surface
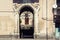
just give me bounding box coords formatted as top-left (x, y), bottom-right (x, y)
top-left (0, 0), bottom-right (56, 38)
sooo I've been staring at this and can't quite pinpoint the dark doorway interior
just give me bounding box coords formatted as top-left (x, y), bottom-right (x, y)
top-left (19, 6), bottom-right (34, 38)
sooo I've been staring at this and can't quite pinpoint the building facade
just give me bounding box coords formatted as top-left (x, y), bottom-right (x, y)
top-left (0, 0), bottom-right (60, 39)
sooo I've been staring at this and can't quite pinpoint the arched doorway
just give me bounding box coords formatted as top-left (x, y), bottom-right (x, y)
top-left (19, 6), bottom-right (34, 38)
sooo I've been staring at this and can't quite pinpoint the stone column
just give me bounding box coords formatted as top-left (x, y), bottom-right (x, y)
top-left (34, 7), bottom-right (39, 38)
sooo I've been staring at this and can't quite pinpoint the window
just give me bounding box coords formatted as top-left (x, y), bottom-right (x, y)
top-left (25, 13), bottom-right (29, 24)
top-left (53, 9), bottom-right (60, 23)
top-left (57, 0), bottom-right (60, 7)
top-left (13, 0), bottom-right (39, 3)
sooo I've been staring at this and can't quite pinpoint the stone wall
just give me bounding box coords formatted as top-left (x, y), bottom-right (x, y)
top-left (0, 0), bottom-right (56, 38)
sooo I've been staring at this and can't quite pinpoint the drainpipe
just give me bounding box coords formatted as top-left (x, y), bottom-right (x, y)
top-left (46, 0), bottom-right (48, 40)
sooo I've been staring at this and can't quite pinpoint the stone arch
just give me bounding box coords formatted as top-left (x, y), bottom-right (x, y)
top-left (19, 5), bottom-right (34, 15)
top-left (19, 5), bottom-right (34, 38)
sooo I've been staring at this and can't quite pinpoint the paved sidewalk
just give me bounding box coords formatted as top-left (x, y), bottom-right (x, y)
top-left (0, 38), bottom-right (56, 40)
